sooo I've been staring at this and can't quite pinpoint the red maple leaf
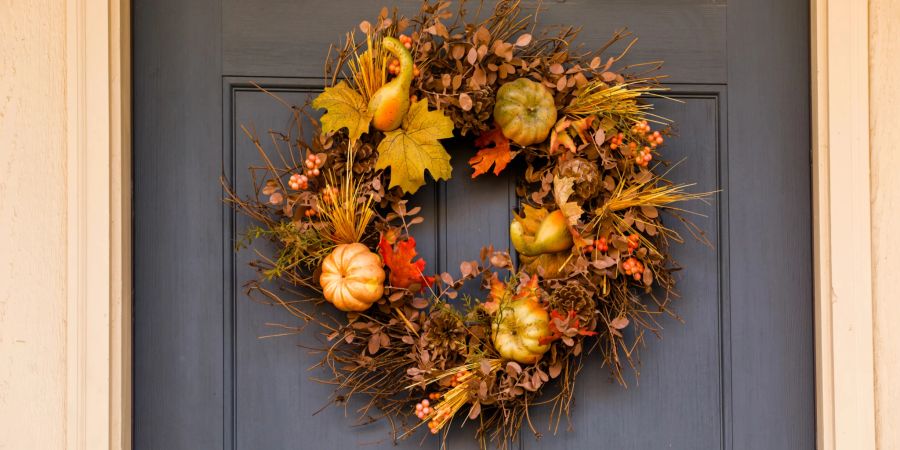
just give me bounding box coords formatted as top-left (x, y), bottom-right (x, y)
top-left (469, 127), bottom-right (514, 178)
top-left (378, 235), bottom-right (435, 292)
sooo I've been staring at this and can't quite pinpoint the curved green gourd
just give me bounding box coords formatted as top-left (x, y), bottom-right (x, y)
top-left (368, 37), bottom-right (413, 132)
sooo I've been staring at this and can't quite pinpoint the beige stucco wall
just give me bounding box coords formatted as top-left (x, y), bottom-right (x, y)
top-left (870, 0), bottom-right (900, 449)
top-left (0, 0), bottom-right (68, 448)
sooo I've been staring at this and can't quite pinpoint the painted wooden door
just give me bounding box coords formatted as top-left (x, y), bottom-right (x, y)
top-left (133, 0), bottom-right (813, 448)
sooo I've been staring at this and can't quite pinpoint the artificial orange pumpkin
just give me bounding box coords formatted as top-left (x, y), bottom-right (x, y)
top-left (491, 284), bottom-right (552, 364)
top-left (509, 205), bottom-right (573, 257)
top-left (493, 78), bottom-right (557, 146)
top-left (320, 243), bottom-right (386, 312)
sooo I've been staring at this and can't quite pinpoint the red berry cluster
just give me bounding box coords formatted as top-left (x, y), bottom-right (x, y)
top-left (622, 257), bottom-right (645, 280)
top-left (288, 173), bottom-right (308, 190)
top-left (304, 153), bottom-right (322, 178)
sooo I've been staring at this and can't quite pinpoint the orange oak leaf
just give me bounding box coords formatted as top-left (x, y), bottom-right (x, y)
top-left (482, 273), bottom-right (508, 314)
top-left (378, 235), bottom-right (435, 292)
top-left (469, 127), bottom-right (514, 178)
top-left (539, 309), bottom-right (598, 345)
top-left (483, 274), bottom-right (541, 314)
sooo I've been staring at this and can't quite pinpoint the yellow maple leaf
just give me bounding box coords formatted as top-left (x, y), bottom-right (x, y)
top-left (311, 81), bottom-right (372, 141)
top-left (553, 175), bottom-right (584, 225)
top-left (375, 99), bottom-right (453, 194)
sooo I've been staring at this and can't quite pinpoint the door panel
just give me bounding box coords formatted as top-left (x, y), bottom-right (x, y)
top-left (135, 1), bottom-right (812, 448)
top-left (221, 0), bottom-right (726, 83)
top-left (524, 89), bottom-right (727, 450)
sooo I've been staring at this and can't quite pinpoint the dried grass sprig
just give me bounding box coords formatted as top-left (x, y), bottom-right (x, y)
top-left (564, 79), bottom-right (671, 128)
top-left (590, 165), bottom-right (712, 255)
top-left (402, 360), bottom-right (504, 438)
top-left (317, 171), bottom-right (376, 245)
top-left (346, 30), bottom-right (388, 102)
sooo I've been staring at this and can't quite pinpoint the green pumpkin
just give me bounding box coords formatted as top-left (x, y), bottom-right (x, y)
top-left (493, 78), bottom-right (557, 146)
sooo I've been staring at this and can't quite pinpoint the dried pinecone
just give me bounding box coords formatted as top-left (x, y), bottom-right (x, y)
top-left (548, 283), bottom-right (597, 330)
top-left (556, 157), bottom-right (602, 201)
top-left (422, 308), bottom-right (468, 367)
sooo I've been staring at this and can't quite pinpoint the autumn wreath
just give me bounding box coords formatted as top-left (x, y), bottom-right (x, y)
top-left (224, 1), bottom-right (709, 448)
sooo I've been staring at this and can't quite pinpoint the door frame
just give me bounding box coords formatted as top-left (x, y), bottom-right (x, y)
top-left (64, 0), bottom-right (873, 448)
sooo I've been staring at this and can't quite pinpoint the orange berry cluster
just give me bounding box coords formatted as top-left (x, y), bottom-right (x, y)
top-left (631, 121), bottom-right (665, 146)
top-left (388, 58), bottom-right (421, 77)
top-left (321, 186), bottom-right (339, 203)
top-left (609, 132), bottom-right (625, 150)
top-left (304, 153), bottom-right (322, 177)
top-left (622, 257), bottom-right (645, 280)
top-left (631, 120), bottom-right (651, 136)
top-left (610, 122), bottom-right (666, 168)
top-left (387, 58), bottom-right (401, 75)
top-left (398, 34), bottom-right (413, 50)
top-left (636, 146), bottom-right (653, 167)
top-left (288, 173), bottom-right (308, 190)
top-left (388, 36), bottom-right (421, 77)
top-left (414, 398), bottom-right (432, 420)
top-left (626, 234), bottom-right (640, 253)
top-left (596, 236), bottom-right (609, 252)
top-left (449, 369), bottom-right (471, 387)
top-left (414, 395), bottom-right (453, 435)
top-left (304, 208), bottom-right (317, 218)
top-left (427, 410), bottom-right (453, 434)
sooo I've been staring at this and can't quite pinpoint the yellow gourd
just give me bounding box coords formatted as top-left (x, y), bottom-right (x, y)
top-left (491, 284), bottom-right (551, 364)
top-left (368, 37), bottom-right (413, 131)
top-left (509, 206), bottom-right (573, 257)
top-left (319, 243), bottom-right (386, 312)
top-left (493, 78), bottom-right (557, 146)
